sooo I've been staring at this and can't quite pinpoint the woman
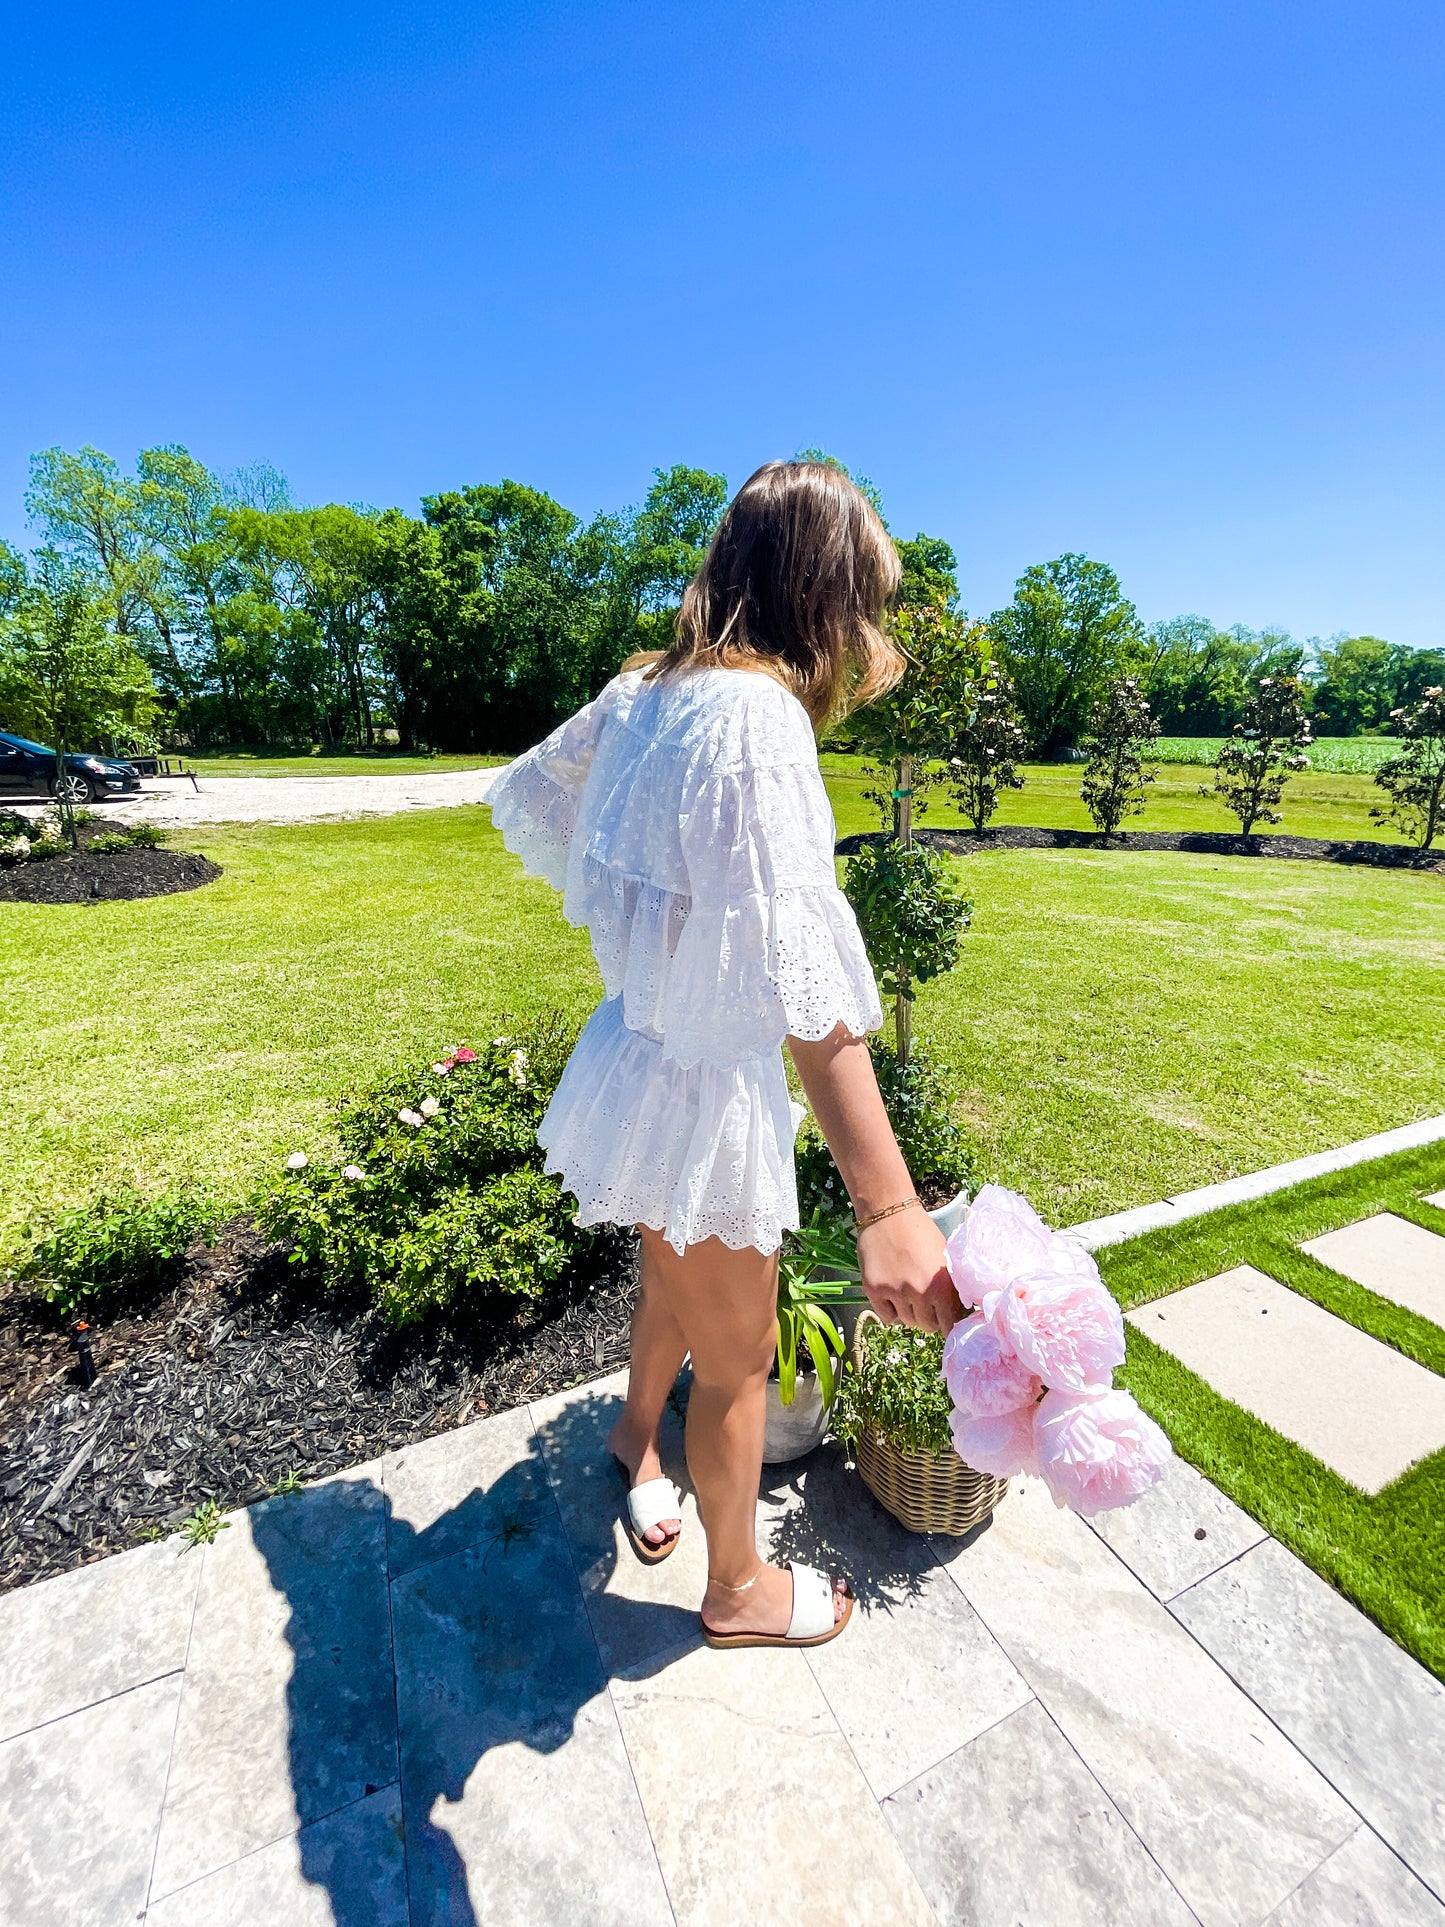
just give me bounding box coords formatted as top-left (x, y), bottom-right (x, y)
top-left (488, 460), bottom-right (959, 1649)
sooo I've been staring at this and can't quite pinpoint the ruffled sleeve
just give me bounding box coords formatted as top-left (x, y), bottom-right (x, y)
top-left (486, 680), bottom-right (623, 891)
top-left (657, 723), bottom-right (884, 1066)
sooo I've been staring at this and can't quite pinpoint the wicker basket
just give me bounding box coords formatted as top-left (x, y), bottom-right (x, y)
top-left (850, 1311), bottom-right (1008, 1536)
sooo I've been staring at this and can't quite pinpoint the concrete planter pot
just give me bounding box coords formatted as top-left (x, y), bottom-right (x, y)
top-left (762, 1371), bottom-right (831, 1463)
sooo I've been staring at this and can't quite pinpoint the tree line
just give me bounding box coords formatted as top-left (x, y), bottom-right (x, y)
top-left (0, 443), bottom-right (1439, 757)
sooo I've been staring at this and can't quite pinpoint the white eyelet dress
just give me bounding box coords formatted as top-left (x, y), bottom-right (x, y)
top-left (486, 665), bottom-right (884, 1255)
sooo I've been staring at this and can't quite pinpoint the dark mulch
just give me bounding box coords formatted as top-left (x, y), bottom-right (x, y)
top-left (0, 1220), bottom-right (637, 1594)
top-left (836, 824), bottom-right (1444, 874)
top-left (0, 846), bottom-right (221, 904)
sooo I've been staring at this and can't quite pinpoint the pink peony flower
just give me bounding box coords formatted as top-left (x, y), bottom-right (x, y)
top-left (1033, 1387), bottom-right (1171, 1516)
top-left (950, 1404), bottom-right (1039, 1479)
top-left (989, 1261), bottom-right (1125, 1392)
top-left (945, 1184), bottom-right (1057, 1312)
top-left (454, 1046), bottom-right (477, 1064)
top-left (942, 1313), bottom-right (1042, 1418)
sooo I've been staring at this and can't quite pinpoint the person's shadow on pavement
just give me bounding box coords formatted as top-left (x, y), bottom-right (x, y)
top-left (250, 1393), bottom-right (695, 1926)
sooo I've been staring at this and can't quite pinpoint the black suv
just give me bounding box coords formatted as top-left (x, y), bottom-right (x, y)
top-left (0, 731), bottom-right (143, 804)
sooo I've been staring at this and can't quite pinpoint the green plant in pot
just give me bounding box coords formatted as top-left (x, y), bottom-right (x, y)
top-left (764, 1210), bottom-right (865, 1463)
top-left (833, 1316), bottom-right (1008, 1536)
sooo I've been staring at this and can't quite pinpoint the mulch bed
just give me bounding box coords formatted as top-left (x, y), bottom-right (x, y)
top-left (836, 824), bottom-right (1444, 874)
top-left (0, 1221), bottom-right (637, 1594)
top-left (0, 846), bottom-right (222, 904)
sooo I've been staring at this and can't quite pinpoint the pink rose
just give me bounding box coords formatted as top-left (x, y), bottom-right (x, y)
top-left (454, 1046), bottom-right (477, 1064)
top-left (1033, 1387), bottom-right (1171, 1516)
top-left (945, 1184), bottom-right (1056, 1311)
top-left (942, 1313), bottom-right (1042, 1418)
top-left (990, 1262), bottom-right (1125, 1392)
top-left (950, 1404), bottom-right (1039, 1479)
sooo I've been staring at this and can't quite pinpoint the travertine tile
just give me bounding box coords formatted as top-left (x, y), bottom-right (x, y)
top-left (756, 1442), bottom-right (1032, 1799)
top-left (1086, 1452), bottom-right (1267, 1601)
top-left (1425, 1190), bottom-right (1445, 1210)
top-left (145, 1785), bottom-right (409, 1925)
top-left (391, 1519), bottom-right (670, 1926)
top-left (1301, 1212), bottom-right (1445, 1328)
top-left (150, 1476), bottom-right (396, 1900)
top-left (935, 1477), bottom-right (1356, 1927)
top-left (0, 1532), bottom-right (199, 1741)
top-left (611, 1641), bottom-right (935, 1926)
top-left (530, 1370), bottom-right (703, 1674)
top-left (0, 1673), bottom-right (180, 1927)
top-left (1264, 1825), bottom-right (1445, 1925)
top-left (1126, 1265), bottom-right (1445, 1491)
top-left (381, 1402), bottom-right (547, 1578)
top-left (1172, 1538), bottom-right (1445, 1897)
top-left (885, 1699), bottom-right (1195, 1925)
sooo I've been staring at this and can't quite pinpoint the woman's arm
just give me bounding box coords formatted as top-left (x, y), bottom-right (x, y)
top-left (788, 1025), bottom-right (962, 1333)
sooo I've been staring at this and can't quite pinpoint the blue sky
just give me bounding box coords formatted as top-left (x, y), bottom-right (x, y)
top-left (3, 1), bottom-right (1441, 644)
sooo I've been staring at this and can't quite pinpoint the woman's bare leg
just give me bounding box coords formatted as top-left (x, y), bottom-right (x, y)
top-left (637, 1227), bottom-right (845, 1636)
top-left (606, 1233), bottom-right (688, 1547)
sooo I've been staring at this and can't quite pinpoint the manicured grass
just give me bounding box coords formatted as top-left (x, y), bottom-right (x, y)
top-left (4, 803), bottom-right (1442, 1264)
top-left (821, 754), bottom-right (1402, 845)
top-left (185, 749), bottom-right (503, 777)
top-left (1100, 1146), bottom-right (1445, 1680)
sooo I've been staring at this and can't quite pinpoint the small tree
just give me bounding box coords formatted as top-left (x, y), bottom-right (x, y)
top-left (840, 602), bottom-right (974, 1062)
top-left (1079, 676), bottom-right (1160, 836)
top-left (949, 657), bottom-right (1028, 833)
top-left (1208, 676), bottom-right (1313, 835)
top-left (0, 552), bottom-right (155, 844)
top-left (1371, 687), bottom-right (1445, 850)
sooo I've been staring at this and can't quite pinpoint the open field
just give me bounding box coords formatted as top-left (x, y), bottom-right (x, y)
top-left (3, 799), bottom-right (1441, 1261)
top-left (182, 749), bottom-right (503, 777)
top-left (1152, 735), bottom-right (1399, 773)
top-left (821, 755), bottom-right (1404, 845)
top-left (1103, 1146), bottom-right (1445, 1680)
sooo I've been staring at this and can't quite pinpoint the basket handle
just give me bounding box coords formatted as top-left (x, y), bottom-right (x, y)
top-left (852, 1305), bottom-right (884, 1370)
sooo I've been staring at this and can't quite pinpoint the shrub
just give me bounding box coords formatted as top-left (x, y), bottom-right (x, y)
top-left (1079, 676), bottom-right (1160, 836)
top-left (259, 1014), bottom-right (592, 1325)
top-left (18, 1186), bottom-right (219, 1317)
top-left (832, 1322), bottom-right (953, 1454)
top-left (843, 839), bottom-right (971, 1007)
top-left (1207, 677), bottom-right (1313, 833)
top-left (948, 666), bottom-right (1029, 832)
top-left (1370, 687), bottom-right (1445, 850)
top-left (796, 1040), bottom-right (975, 1220)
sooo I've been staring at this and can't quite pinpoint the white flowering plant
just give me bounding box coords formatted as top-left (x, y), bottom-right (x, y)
top-left (832, 1323), bottom-right (954, 1456)
top-left (260, 1012), bottom-right (591, 1325)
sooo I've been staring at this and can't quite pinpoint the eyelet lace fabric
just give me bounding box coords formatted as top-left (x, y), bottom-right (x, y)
top-left (487, 666), bottom-right (883, 1254)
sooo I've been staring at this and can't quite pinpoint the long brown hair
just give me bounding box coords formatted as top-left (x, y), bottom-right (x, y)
top-left (624, 460), bottom-right (905, 729)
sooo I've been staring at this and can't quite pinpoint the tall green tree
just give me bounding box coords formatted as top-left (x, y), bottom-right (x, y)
top-left (0, 554), bottom-right (156, 840)
top-left (1142, 616), bottom-right (1302, 735)
top-left (586, 465), bottom-right (728, 673)
top-left (25, 447), bottom-right (155, 644)
top-left (895, 534), bottom-right (959, 611)
top-left (989, 554), bottom-right (1143, 752)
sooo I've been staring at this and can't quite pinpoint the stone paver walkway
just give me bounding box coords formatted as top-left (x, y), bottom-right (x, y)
top-left (2, 1371), bottom-right (1442, 1926)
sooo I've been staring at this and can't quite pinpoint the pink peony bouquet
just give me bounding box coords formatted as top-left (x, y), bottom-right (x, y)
top-left (940, 1185), bottom-right (1170, 1516)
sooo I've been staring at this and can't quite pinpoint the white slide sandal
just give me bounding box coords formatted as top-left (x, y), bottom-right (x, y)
top-left (701, 1562), bottom-right (854, 1649)
top-left (612, 1457), bottom-right (683, 1563)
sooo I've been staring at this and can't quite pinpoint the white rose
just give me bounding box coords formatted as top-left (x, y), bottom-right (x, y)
top-left (341, 1164), bottom-right (365, 1181)
top-left (419, 1095), bottom-right (440, 1117)
top-left (285, 1151), bottom-right (309, 1171)
top-left (398, 1108), bottom-right (424, 1128)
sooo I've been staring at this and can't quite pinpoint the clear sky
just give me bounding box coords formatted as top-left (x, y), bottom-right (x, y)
top-left (3, 1), bottom-right (1441, 645)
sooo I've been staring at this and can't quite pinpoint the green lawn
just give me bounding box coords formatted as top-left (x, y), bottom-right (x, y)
top-left (821, 755), bottom-right (1403, 845)
top-left (184, 749), bottom-right (503, 777)
top-left (3, 801), bottom-right (1442, 1262)
top-left (1102, 1146), bottom-right (1445, 1681)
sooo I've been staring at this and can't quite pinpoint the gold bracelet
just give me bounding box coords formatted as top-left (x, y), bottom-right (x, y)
top-left (853, 1196), bottom-right (922, 1233)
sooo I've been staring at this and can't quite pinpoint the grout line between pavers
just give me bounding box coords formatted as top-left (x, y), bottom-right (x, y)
top-left (525, 1392), bottom-right (679, 1927)
top-left (142, 1537), bottom-right (207, 1914)
top-left (1162, 1530), bottom-right (1275, 1608)
top-left (141, 1781), bottom-right (404, 1915)
top-left (0, 1662), bottom-right (187, 1748)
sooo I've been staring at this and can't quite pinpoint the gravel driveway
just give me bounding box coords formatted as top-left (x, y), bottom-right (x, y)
top-left (12, 766), bottom-right (507, 827)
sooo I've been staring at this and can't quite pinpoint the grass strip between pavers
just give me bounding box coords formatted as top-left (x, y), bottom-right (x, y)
top-left (1099, 1143), bottom-right (1445, 1682)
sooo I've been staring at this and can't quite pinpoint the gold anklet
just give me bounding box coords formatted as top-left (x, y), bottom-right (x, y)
top-left (708, 1566), bottom-right (763, 1592)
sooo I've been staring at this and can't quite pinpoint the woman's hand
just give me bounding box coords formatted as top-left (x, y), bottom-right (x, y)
top-left (857, 1207), bottom-right (962, 1334)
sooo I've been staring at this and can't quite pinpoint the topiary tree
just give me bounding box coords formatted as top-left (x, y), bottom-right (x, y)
top-left (1079, 675), bottom-right (1160, 836)
top-left (1208, 676), bottom-right (1312, 835)
top-left (839, 601), bottom-right (974, 1063)
top-left (1370, 686), bottom-right (1445, 850)
top-left (948, 652), bottom-right (1028, 833)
